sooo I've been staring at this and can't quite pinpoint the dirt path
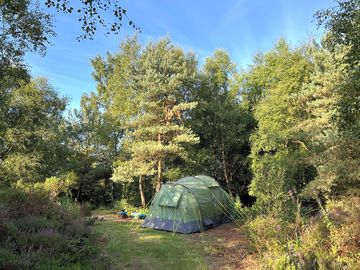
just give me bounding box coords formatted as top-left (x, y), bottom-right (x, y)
top-left (190, 223), bottom-right (260, 270)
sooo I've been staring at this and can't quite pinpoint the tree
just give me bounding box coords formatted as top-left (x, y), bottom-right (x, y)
top-left (45, 0), bottom-right (140, 40)
top-left (0, 0), bottom-right (139, 82)
top-left (90, 37), bottom-right (144, 204)
top-left (65, 92), bottom-right (122, 204)
top-left (188, 50), bottom-right (253, 198)
top-left (105, 38), bottom-right (199, 205)
top-left (315, 0), bottom-right (360, 199)
top-left (315, 0), bottom-right (360, 67)
top-left (0, 78), bottom-right (67, 187)
top-left (0, 0), bottom-right (54, 79)
top-left (299, 45), bottom-right (360, 200)
top-left (244, 40), bottom-right (315, 208)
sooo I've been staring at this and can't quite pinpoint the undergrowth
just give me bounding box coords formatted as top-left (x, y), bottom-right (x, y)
top-left (0, 188), bottom-right (109, 269)
top-left (244, 196), bottom-right (360, 269)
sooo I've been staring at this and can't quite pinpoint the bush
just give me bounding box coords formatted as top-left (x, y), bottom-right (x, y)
top-left (80, 202), bottom-right (93, 217)
top-left (246, 214), bottom-right (300, 269)
top-left (0, 188), bottom-right (109, 269)
top-left (246, 196), bottom-right (360, 270)
top-left (296, 197), bottom-right (360, 269)
top-left (113, 199), bottom-right (148, 215)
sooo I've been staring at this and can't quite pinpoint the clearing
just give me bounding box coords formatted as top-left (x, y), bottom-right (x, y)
top-left (95, 212), bottom-right (259, 270)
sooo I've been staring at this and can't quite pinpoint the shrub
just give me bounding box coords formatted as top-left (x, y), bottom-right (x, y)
top-left (80, 202), bottom-right (93, 217)
top-left (0, 188), bottom-right (109, 269)
top-left (113, 199), bottom-right (148, 215)
top-left (246, 196), bottom-right (360, 269)
top-left (296, 197), bottom-right (360, 269)
top-left (246, 214), bottom-right (299, 269)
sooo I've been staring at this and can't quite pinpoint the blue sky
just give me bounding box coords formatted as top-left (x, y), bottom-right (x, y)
top-left (25, 0), bottom-right (334, 109)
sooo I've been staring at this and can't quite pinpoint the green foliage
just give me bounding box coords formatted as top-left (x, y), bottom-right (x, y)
top-left (315, 0), bottom-right (360, 67)
top-left (337, 71), bottom-right (360, 138)
top-left (246, 215), bottom-right (298, 269)
top-left (246, 197), bottom-right (360, 269)
top-left (0, 0), bottom-right (54, 78)
top-left (240, 1), bottom-right (360, 262)
top-left (63, 90), bottom-right (122, 206)
top-left (45, 0), bottom-right (140, 40)
top-left (245, 40), bottom-right (315, 206)
top-left (298, 197), bottom-right (360, 269)
top-left (242, 11), bottom-right (360, 264)
top-left (297, 45), bottom-right (360, 200)
top-left (100, 37), bottom-right (199, 196)
top-left (0, 188), bottom-right (108, 269)
top-left (1, 1), bottom-right (359, 268)
top-left (0, 78), bottom-right (68, 187)
top-left (313, 1), bottom-right (360, 200)
top-left (113, 199), bottom-right (148, 215)
top-left (41, 176), bottom-right (70, 200)
top-left (188, 50), bottom-right (253, 197)
top-left (114, 198), bottom-right (137, 213)
top-left (163, 167), bottom-right (183, 182)
top-left (80, 202), bottom-right (93, 217)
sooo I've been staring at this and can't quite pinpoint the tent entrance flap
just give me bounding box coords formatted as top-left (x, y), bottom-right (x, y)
top-left (158, 185), bottom-right (182, 208)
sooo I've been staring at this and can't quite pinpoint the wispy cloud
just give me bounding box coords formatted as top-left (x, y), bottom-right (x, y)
top-left (25, 0), bottom-right (334, 109)
top-left (30, 64), bottom-right (94, 89)
top-left (220, 0), bottom-right (250, 26)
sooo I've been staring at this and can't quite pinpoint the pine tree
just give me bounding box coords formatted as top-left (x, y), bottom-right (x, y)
top-left (300, 45), bottom-right (360, 199)
top-left (111, 38), bottom-right (199, 204)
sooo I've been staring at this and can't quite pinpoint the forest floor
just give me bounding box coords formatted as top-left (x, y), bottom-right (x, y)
top-left (94, 211), bottom-right (259, 270)
top-left (190, 223), bottom-right (259, 270)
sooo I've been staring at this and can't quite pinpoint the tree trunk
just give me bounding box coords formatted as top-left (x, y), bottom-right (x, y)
top-left (76, 183), bottom-right (82, 202)
top-left (156, 159), bottom-right (162, 192)
top-left (76, 163), bottom-right (88, 202)
top-left (221, 139), bottom-right (231, 194)
top-left (111, 180), bottom-right (114, 205)
top-left (139, 176), bottom-right (146, 207)
top-left (156, 133), bottom-right (162, 192)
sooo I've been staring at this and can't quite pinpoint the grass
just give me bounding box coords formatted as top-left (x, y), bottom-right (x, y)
top-left (95, 219), bottom-right (208, 270)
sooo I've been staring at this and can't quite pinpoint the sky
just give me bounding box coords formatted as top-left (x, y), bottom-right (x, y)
top-left (25, 0), bottom-right (335, 109)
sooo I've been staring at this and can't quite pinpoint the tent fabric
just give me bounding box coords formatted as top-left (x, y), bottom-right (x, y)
top-left (141, 175), bottom-right (235, 233)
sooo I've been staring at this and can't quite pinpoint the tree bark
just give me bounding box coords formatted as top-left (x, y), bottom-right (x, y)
top-left (156, 159), bottom-right (162, 192)
top-left (221, 139), bottom-right (231, 194)
top-left (76, 163), bottom-right (89, 202)
top-left (139, 176), bottom-right (146, 207)
top-left (156, 133), bottom-right (162, 192)
top-left (76, 183), bottom-right (82, 202)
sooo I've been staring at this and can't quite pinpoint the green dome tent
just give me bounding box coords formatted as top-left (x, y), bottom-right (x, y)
top-left (141, 175), bottom-right (235, 233)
